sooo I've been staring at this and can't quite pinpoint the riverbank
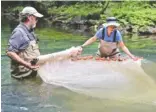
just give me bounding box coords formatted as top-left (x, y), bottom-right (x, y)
top-left (1, 1), bottom-right (156, 37)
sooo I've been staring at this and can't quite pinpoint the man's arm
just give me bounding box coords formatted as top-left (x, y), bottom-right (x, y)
top-left (6, 51), bottom-right (39, 69)
top-left (81, 36), bottom-right (97, 48)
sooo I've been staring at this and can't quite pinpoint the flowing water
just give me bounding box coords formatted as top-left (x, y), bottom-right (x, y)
top-left (1, 21), bottom-right (156, 112)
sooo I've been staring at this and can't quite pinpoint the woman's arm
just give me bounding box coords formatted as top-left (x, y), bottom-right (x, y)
top-left (118, 41), bottom-right (139, 61)
top-left (81, 36), bottom-right (97, 48)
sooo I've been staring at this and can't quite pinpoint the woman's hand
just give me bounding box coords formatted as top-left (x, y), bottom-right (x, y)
top-left (69, 46), bottom-right (83, 57)
top-left (131, 55), bottom-right (143, 61)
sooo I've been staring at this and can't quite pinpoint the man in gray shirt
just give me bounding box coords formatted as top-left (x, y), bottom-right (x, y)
top-left (6, 6), bottom-right (43, 79)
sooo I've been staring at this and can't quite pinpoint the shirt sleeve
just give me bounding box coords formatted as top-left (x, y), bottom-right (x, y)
top-left (7, 30), bottom-right (29, 52)
top-left (115, 30), bottom-right (122, 42)
top-left (94, 28), bottom-right (103, 39)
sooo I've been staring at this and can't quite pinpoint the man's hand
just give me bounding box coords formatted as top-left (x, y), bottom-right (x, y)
top-left (26, 63), bottom-right (39, 70)
top-left (6, 51), bottom-right (39, 70)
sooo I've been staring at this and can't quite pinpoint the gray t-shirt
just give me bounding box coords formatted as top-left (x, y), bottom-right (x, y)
top-left (7, 23), bottom-right (37, 52)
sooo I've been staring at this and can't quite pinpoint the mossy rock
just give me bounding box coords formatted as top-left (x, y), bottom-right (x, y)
top-left (139, 26), bottom-right (156, 35)
top-left (132, 25), bottom-right (139, 33)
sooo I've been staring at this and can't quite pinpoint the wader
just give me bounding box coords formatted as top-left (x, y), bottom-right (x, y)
top-left (97, 27), bottom-right (120, 58)
top-left (10, 25), bottom-right (40, 79)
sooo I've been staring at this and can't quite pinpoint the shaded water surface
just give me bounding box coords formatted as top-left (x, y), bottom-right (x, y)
top-left (1, 23), bottom-right (156, 112)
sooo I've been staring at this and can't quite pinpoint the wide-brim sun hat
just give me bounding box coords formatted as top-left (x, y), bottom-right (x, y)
top-left (21, 6), bottom-right (43, 18)
top-left (103, 17), bottom-right (120, 27)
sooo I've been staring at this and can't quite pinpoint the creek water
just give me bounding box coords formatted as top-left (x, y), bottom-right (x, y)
top-left (1, 21), bottom-right (156, 112)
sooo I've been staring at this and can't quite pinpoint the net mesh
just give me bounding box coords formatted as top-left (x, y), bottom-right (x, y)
top-left (37, 47), bottom-right (156, 101)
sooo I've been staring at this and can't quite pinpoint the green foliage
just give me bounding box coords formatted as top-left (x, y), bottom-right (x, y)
top-left (2, 1), bottom-right (156, 29)
top-left (36, 1), bottom-right (55, 8)
top-left (111, 1), bottom-right (156, 26)
top-left (100, 15), bottom-right (107, 21)
top-left (48, 3), bottom-right (102, 17)
top-left (47, 1), bottom-right (156, 27)
top-left (8, 6), bottom-right (23, 12)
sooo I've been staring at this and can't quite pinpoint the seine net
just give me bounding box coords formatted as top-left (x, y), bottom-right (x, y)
top-left (37, 47), bottom-right (156, 101)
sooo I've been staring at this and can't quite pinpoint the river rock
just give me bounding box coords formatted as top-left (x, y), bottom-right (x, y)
top-left (138, 26), bottom-right (156, 35)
